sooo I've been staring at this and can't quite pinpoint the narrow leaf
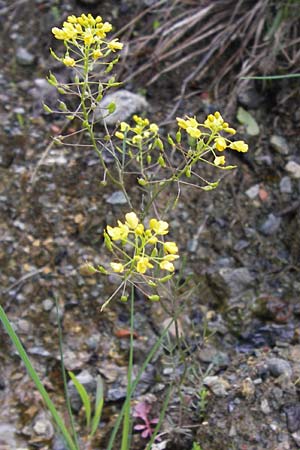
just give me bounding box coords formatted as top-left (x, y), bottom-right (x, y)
top-left (90, 375), bottom-right (104, 437)
top-left (68, 371), bottom-right (91, 429)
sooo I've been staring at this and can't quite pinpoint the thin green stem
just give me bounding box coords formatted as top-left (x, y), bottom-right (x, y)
top-left (55, 297), bottom-right (80, 448)
top-left (121, 285), bottom-right (135, 450)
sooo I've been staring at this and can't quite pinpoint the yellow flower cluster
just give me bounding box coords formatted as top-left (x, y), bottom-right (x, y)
top-left (105, 212), bottom-right (179, 276)
top-left (115, 115), bottom-right (159, 146)
top-left (52, 14), bottom-right (123, 67)
top-left (176, 111), bottom-right (248, 167)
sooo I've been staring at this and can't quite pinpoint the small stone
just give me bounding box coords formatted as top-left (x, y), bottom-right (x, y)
top-left (261, 398), bottom-right (271, 414)
top-left (32, 412), bottom-right (54, 439)
top-left (270, 135), bottom-right (290, 155)
top-left (96, 89), bottom-right (148, 125)
top-left (42, 299), bottom-right (54, 311)
top-left (245, 184), bottom-right (260, 199)
top-left (280, 176), bottom-right (292, 194)
top-left (106, 190), bottom-right (127, 205)
top-left (285, 161), bottom-right (300, 179)
top-left (267, 358), bottom-right (292, 378)
top-left (207, 267), bottom-right (254, 300)
top-left (285, 405), bottom-right (300, 433)
top-left (292, 431), bottom-right (300, 447)
top-left (260, 213), bottom-right (281, 236)
top-left (16, 47), bottom-right (35, 66)
top-left (203, 376), bottom-right (229, 397)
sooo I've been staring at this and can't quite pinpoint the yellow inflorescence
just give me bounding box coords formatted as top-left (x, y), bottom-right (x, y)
top-left (176, 111), bottom-right (248, 168)
top-left (105, 212), bottom-right (179, 276)
top-left (52, 14), bottom-right (123, 67)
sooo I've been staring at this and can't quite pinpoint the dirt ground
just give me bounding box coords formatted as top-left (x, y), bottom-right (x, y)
top-left (1, 1), bottom-right (300, 450)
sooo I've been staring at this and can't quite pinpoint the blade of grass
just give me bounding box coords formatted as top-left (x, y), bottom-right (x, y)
top-left (69, 371), bottom-right (92, 429)
top-left (0, 305), bottom-right (77, 450)
top-left (90, 375), bottom-right (104, 437)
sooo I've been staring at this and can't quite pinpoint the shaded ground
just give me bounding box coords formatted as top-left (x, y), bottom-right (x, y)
top-left (0, 1), bottom-right (300, 449)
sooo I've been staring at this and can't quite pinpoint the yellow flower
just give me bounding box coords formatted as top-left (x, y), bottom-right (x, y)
top-left (120, 122), bottom-right (130, 132)
top-left (108, 38), bottom-right (123, 52)
top-left (224, 127), bottom-right (236, 135)
top-left (102, 22), bottom-right (113, 33)
top-left (135, 224), bottom-right (144, 235)
top-left (115, 131), bottom-right (125, 140)
top-left (149, 123), bottom-right (159, 133)
top-left (110, 262), bottom-right (124, 273)
top-left (214, 137), bottom-right (227, 151)
top-left (149, 218), bottom-right (169, 235)
top-left (186, 126), bottom-right (201, 139)
top-left (176, 117), bottom-right (188, 129)
top-left (214, 156), bottom-right (226, 166)
top-left (177, 116), bottom-right (201, 138)
top-left (107, 222), bottom-right (129, 241)
top-left (163, 242), bottom-right (178, 254)
top-left (125, 212), bottom-right (139, 229)
top-left (92, 49), bottom-right (103, 60)
top-left (163, 254), bottom-right (179, 262)
top-left (147, 236), bottom-right (158, 244)
top-left (83, 31), bottom-right (94, 45)
top-left (63, 56), bottom-right (76, 67)
top-left (136, 257), bottom-right (153, 274)
top-left (67, 15), bottom-right (77, 24)
top-left (204, 111), bottom-right (224, 132)
top-left (159, 260), bottom-right (175, 272)
top-left (229, 141), bottom-right (248, 153)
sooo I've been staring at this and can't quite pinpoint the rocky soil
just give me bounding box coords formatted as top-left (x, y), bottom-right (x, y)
top-left (0, 1), bottom-right (300, 450)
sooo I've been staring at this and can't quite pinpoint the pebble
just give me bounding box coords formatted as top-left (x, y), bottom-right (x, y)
top-left (285, 404), bottom-right (300, 432)
top-left (96, 89), bottom-right (148, 125)
top-left (260, 213), bottom-right (282, 236)
top-left (245, 184), bottom-right (260, 199)
top-left (285, 161), bottom-right (300, 179)
top-left (42, 298), bottom-right (54, 311)
top-left (292, 431), bottom-right (300, 447)
top-left (203, 376), bottom-right (229, 397)
top-left (267, 358), bottom-right (292, 378)
top-left (208, 267), bottom-right (254, 299)
top-left (106, 190), bottom-right (127, 205)
top-left (16, 47), bottom-right (35, 66)
top-left (270, 135), bottom-right (290, 155)
top-left (280, 176), bottom-right (292, 194)
top-left (260, 398), bottom-right (271, 414)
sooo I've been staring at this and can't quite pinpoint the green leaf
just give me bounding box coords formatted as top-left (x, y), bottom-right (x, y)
top-left (68, 371), bottom-right (91, 429)
top-left (90, 375), bottom-right (104, 437)
top-left (236, 107), bottom-right (259, 136)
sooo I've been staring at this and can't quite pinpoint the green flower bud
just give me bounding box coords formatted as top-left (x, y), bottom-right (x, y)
top-left (148, 295), bottom-right (160, 302)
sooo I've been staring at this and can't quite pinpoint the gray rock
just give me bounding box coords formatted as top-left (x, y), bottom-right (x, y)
top-left (280, 176), bottom-right (292, 194)
top-left (245, 184), bottom-right (260, 199)
top-left (270, 135), bottom-right (290, 155)
top-left (285, 161), bottom-right (300, 179)
top-left (16, 47), bottom-right (35, 66)
top-left (267, 358), bottom-right (292, 378)
top-left (106, 190), bottom-right (127, 205)
top-left (292, 431), bottom-right (300, 447)
top-left (207, 267), bottom-right (254, 300)
top-left (32, 411), bottom-right (54, 439)
top-left (285, 404), bottom-right (300, 433)
top-left (260, 213), bottom-right (281, 235)
top-left (42, 298), bottom-right (54, 311)
top-left (96, 89), bottom-right (148, 125)
top-left (260, 398), bottom-right (271, 414)
top-left (203, 375), bottom-right (229, 397)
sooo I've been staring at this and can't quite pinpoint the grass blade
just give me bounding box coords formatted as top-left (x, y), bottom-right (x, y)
top-left (69, 371), bottom-right (92, 429)
top-left (90, 375), bottom-right (104, 437)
